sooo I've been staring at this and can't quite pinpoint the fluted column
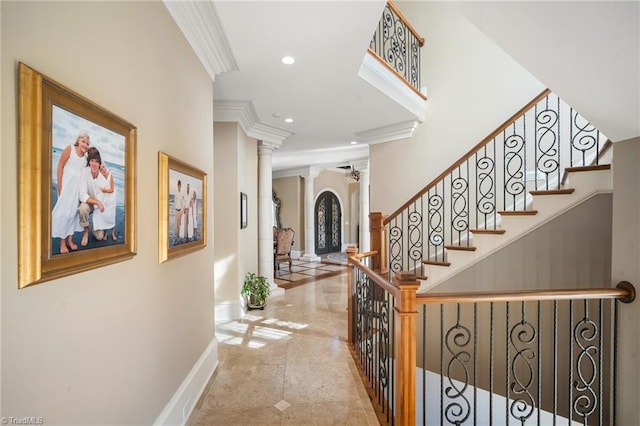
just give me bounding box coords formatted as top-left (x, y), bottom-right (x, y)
top-left (300, 168), bottom-right (321, 262)
top-left (257, 141), bottom-right (282, 295)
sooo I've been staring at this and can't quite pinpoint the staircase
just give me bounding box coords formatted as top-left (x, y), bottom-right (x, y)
top-left (380, 89), bottom-right (612, 291)
top-left (421, 163), bottom-right (612, 291)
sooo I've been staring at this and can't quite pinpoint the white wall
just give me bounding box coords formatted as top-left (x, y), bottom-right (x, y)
top-left (456, 1), bottom-right (640, 143)
top-left (370, 1), bottom-right (545, 214)
top-left (1, 2), bottom-right (215, 423)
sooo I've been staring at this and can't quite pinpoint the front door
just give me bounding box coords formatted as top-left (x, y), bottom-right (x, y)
top-left (315, 191), bottom-right (341, 254)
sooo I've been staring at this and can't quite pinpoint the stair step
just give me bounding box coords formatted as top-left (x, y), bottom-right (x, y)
top-left (498, 210), bottom-right (538, 216)
top-left (416, 274), bottom-right (428, 281)
top-left (530, 189), bottom-right (575, 196)
top-left (565, 164), bottom-right (611, 173)
top-left (470, 228), bottom-right (506, 235)
top-left (444, 245), bottom-right (477, 252)
top-left (423, 260), bottom-right (451, 267)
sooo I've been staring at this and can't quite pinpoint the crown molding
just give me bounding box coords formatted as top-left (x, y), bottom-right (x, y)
top-left (355, 120), bottom-right (420, 145)
top-left (214, 100), bottom-right (293, 145)
top-left (163, 0), bottom-right (238, 80)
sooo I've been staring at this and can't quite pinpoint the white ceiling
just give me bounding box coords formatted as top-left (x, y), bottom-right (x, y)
top-left (165, 0), bottom-right (423, 172)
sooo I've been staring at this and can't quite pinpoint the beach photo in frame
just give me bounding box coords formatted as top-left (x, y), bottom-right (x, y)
top-left (158, 152), bottom-right (207, 263)
top-left (17, 63), bottom-right (137, 289)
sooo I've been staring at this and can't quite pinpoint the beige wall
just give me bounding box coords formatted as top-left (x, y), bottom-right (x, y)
top-left (1, 2), bottom-right (215, 423)
top-left (612, 138), bottom-right (640, 425)
top-left (214, 122), bottom-right (258, 315)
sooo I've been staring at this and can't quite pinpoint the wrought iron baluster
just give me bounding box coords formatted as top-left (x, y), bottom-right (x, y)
top-left (428, 184), bottom-right (445, 262)
top-left (444, 304), bottom-right (472, 425)
top-left (389, 216), bottom-right (403, 274)
top-left (509, 301), bottom-right (536, 423)
top-left (573, 299), bottom-right (599, 422)
top-left (408, 200), bottom-right (423, 275)
top-left (451, 166), bottom-right (469, 247)
top-left (476, 142), bottom-right (496, 229)
top-left (535, 94), bottom-right (560, 191)
top-left (504, 124), bottom-right (526, 211)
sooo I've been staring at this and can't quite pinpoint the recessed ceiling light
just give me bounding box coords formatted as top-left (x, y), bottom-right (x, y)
top-left (281, 56), bottom-right (295, 65)
top-left (284, 118), bottom-right (294, 123)
top-left (350, 141), bottom-right (358, 145)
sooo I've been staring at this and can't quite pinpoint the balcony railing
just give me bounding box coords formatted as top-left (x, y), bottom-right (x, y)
top-left (369, 1), bottom-right (426, 99)
top-left (346, 248), bottom-right (636, 425)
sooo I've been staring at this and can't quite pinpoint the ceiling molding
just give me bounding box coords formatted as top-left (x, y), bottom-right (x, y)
top-left (214, 100), bottom-right (294, 145)
top-left (273, 166), bottom-right (322, 179)
top-left (163, 0), bottom-right (238, 80)
top-left (355, 120), bottom-right (420, 145)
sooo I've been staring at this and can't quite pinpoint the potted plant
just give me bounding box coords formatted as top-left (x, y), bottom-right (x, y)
top-left (241, 272), bottom-right (271, 310)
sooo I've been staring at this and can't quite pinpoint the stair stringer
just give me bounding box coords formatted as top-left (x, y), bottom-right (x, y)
top-left (418, 167), bottom-right (612, 293)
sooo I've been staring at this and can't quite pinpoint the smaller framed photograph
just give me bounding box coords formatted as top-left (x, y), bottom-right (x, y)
top-left (158, 152), bottom-right (207, 263)
top-left (240, 192), bottom-right (248, 229)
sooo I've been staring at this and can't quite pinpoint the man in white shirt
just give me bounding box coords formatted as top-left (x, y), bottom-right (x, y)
top-left (77, 146), bottom-right (105, 246)
top-left (174, 179), bottom-right (185, 244)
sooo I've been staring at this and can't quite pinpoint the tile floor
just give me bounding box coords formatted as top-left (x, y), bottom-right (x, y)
top-left (274, 259), bottom-right (346, 289)
top-left (187, 272), bottom-right (379, 425)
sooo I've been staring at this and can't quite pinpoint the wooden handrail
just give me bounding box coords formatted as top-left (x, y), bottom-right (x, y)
top-left (416, 281), bottom-right (635, 304)
top-left (387, 0), bottom-right (425, 46)
top-left (384, 88), bottom-right (553, 224)
top-left (351, 250), bottom-right (378, 260)
top-left (348, 255), bottom-right (400, 298)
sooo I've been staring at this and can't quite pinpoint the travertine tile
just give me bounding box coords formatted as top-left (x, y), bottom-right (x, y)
top-left (188, 272), bottom-right (377, 424)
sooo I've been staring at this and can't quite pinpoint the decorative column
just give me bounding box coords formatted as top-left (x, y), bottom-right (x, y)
top-left (300, 167), bottom-right (321, 262)
top-left (257, 141), bottom-right (283, 296)
top-left (356, 160), bottom-right (370, 253)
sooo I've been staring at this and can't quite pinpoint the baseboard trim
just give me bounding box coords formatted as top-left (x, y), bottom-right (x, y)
top-left (153, 338), bottom-right (218, 425)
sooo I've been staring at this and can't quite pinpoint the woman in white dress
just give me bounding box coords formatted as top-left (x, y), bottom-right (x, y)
top-left (51, 132), bottom-right (90, 254)
top-left (93, 162), bottom-right (117, 240)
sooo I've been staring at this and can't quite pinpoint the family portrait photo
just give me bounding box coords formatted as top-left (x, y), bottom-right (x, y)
top-left (18, 62), bottom-right (136, 288)
top-left (169, 170), bottom-right (203, 247)
top-left (51, 105), bottom-right (126, 256)
top-left (158, 151), bottom-right (207, 263)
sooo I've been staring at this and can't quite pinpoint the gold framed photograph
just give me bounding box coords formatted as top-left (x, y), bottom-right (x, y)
top-left (158, 152), bottom-right (207, 263)
top-left (18, 62), bottom-right (137, 289)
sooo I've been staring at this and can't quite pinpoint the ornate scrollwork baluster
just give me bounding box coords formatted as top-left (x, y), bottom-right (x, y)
top-left (509, 302), bottom-right (537, 423)
top-left (408, 204), bottom-right (423, 272)
top-left (476, 149), bottom-right (496, 228)
top-left (428, 188), bottom-right (444, 262)
top-left (444, 305), bottom-right (472, 425)
top-left (389, 218), bottom-right (403, 273)
top-left (504, 132), bottom-right (526, 210)
top-left (536, 96), bottom-right (560, 190)
top-left (573, 301), bottom-right (599, 420)
top-left (451, 171), bottom-right (469, 243)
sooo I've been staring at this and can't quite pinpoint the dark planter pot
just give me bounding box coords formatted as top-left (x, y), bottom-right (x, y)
top-left (246, 294), bottom-right (266, 310)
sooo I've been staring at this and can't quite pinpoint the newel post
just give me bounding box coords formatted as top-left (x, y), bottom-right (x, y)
top-left (346, 245), bottom-right (358, 346)
top-left (394, 271), bottom-right (419, 426)
top-left (369, 212), bottom-right (388, 275)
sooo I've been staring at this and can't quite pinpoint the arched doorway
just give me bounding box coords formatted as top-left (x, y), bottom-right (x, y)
top-left (315, 191), bottom-right (342, 254)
